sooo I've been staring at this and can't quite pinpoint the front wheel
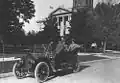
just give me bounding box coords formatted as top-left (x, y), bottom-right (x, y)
top-left (13, 62), bottom-right (27, 79)
top-left (34, 62), bottom-right (50, 83)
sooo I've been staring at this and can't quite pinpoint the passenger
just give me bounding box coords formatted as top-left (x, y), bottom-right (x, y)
top-left (64, 38), bottom-right (80, 71)
top-left (68, 39), bottom-right (80, 52)
top-left (54, 38), bottom-right (65, 54)
top-left (54, 38), bottom-right (67, 69)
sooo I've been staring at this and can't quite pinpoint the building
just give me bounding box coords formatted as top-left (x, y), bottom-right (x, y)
top-left (49, 0), bottom-right (94, 38)
top-left (49, 7), bottom-right (72, 37)
top-left (73, 0), bottom-right (93, 12)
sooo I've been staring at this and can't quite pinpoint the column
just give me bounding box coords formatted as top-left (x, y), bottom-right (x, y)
top-left (68, 15), bottom-right (70, 21)
top-left (69, 15), bottom-right (71, 21)
top-left (66, 15), bottom-right (71, 35)
top-left (56, 17), bottom-right (60, 29)
top-left (60, 16), bottom-right (65, 37)
top-left (63, 16), bottom-right (65, 36)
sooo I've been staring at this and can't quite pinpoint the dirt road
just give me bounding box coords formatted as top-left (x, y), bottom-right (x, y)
top-left (1, 58), bottom-right (120, 83)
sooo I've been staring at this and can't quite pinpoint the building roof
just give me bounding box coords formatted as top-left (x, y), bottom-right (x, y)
top-left (49, 7), bottom-right (72, 17)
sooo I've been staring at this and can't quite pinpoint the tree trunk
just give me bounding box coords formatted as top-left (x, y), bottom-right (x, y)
top-left (103, 37), bottom-right (107, 53)
top-left (103, 41), bottom-right (106, 53)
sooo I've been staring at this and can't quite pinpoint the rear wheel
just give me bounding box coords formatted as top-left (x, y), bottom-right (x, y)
top-left (73, 54), bottom-right (80, 73)
top-left (73, 63), bottom-right (80, 73)
top-left (34, 62), bottom-right (50, 83)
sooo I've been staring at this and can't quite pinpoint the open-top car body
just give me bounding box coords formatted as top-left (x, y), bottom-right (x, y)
top-left (13, 42), bottom-right (80, 83)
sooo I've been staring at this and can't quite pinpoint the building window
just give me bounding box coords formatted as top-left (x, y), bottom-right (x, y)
top-left (90, 0), bottom-right (93, 7)
top-left (65, 16), bottom-right (68, 21)
top-left (77, 0), bottom-right (82, 7)
top-left (73, 0), bottom-right (77, 8)
top-left (86, 0), bottom-right (89, 5)
top-left (86, 0), bottom-right (93, 7)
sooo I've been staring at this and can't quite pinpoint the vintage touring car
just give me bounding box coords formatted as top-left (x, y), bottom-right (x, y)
top-left (12, 41), bottom-right (81, 83)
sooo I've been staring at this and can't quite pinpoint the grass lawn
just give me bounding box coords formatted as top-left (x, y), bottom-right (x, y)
top-left (103, 52), bottom-right (120, 57)
top-left (0, 53), bottom-right (26, 74)
top-left (78, 55), bottom-right (107, 62)
top-left (0, 60), bottom-right (18, 73)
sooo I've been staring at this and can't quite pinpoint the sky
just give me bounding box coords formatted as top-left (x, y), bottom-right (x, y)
top-left (23, 0), bottom-right (73, 33)
top-left (23, 0), bottom-right (120, 33)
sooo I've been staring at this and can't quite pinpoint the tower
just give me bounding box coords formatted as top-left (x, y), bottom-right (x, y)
top-left (73, 0), bottom-right (93, 12)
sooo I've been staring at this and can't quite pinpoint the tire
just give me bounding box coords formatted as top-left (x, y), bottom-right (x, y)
top-left (13, 62), bottom-right (27, 79)
top-left (34, 62), bottom-right (50, 83)
top-left (73, 55), bottom-right (80, 73)
top-left (73, 63), bottom-right (80, 73)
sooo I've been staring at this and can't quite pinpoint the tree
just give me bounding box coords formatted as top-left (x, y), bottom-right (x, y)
top-left (37, 17), bottom-right (59, 44)
top-left (26, 31), bottom-right (36, 45)
top-left (70, 9), bottom-right (93, 48)
top-left (93, 3), bottom-right (120, 52)
top-left (4, 28), bottom-right (26, 45)
top-left (0, 0), bottom-right (35, 42)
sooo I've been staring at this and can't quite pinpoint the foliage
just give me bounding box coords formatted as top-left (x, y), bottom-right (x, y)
top-left (91, 2), bottom-right (120, 51)
top-left (4, 29), bottom-right (26, 44)
top-left (37, 17), bottom-right (59, 44)
top-left (0, 0), bottom-right (35, 41)
top-left (70, 9), bottom-right (93, 44)
top-left (93, 3), bottom-right (120, 39)
top-left (71, 3), bottom-right (120, 51)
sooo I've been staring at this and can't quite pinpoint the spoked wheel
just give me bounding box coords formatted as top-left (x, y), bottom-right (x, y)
top-left (73, 55), bottom-right (80, 73)
top-left (13, 62), bottom-right (27, 79)
top-left (34, 62), bottom-right (50, 83)
top-left (73, 63), bottom-right (80, 73)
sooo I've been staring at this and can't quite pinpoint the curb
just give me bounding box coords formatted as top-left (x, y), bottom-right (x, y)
top-left (77, 53), bottom-right (103, 56)
top-left (78, 52), bottom-right (120, 59)
top-left (0, 72), bottom-right (13, 78)
top-left (93, 54), bottom-right (120, 59)
top-left (80, 58), bottom-right (118, 65)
